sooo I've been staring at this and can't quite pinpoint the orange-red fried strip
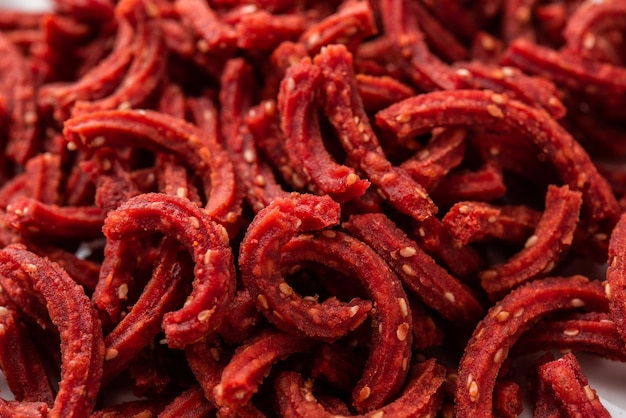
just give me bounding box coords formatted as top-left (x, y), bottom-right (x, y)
top-left (279, 231), bottom-right (412, 411)
top-left (275, 358), bottom-right (445, 418)
top-left (430, 161), bottom-right (506, 208)
top-left (214, 330), bottom-right (311, 407)
top-left (278, 58), bottom-right (370, 203)
top-left (0, 245), bottom-right (104, 418)
top-left (538, 352), bottom-right (610, 418)
top-left (174, 0), bottom-right (237, 55)
top-left (239, 194), bottom-right (371, 341)
top-left (63, 109), bottom-right (241, 227)
top-left (376, 89), bottom-right (619, 223)
top-left (314, 44), bottom-right (438, 221)
top-left (344, 213), bottom-right (484, 326)
top-left (456, 276), bottom-right (608, 418)
top-left (99, 193), bottom-right (235, 348)
top-left (0, 306), bottom-right (54, 405)
top-left (479, 185), bottom-right (582, 300)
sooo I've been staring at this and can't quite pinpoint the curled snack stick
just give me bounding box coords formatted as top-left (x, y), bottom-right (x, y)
top-left (54, 0), bottom-right (115, 24)
top-left (314, 44), bottom-right (438, 221)
top-left (344, 213), bottom-right (484, 326)
top-left (479, 185), bottom-right (582, 300)
top-left (275, 358), bottom-right (445, 418)
top-left (455, 276), bottom-right (608, 417)
top-left (502, 38), bottom-right (626, 119)
top-left (72, 10), bottom-right (166, 116)
top-left (0, 400), bottom-right (48, 418)
top-left (239, 194), bottom-right (371, 342)
top-left (99, 193), bottom-right (235, 348)
top-left (0, 33), bottom-right (38, 164)
top-left (38, 15), bottom-right (134, 122)
top-left (516, 312), bottom-right (626, 362)
top-left (6, 197), bottom-right (105, 241)
top-left (0, 245), bottom-right (104, 418)
top-left (538, 352), bottom-right (610, 418)
top-left (91, 398), bottom-right (168, 417)
top-left (220, 58), bottom-right (285, 211)
top-left (214, 330), bottom-right (311, 407)
top-left (159, 386), bottom-right (215, 418)
top-left (299, 0), bottom-right (378, 55)
top-left (0, 306), bottom-right (54, 404)
top-left (102, 238), bottom-right (189, 381)
top-left (453, 62), bottom-right (566, 119)
top-left (563, 0), bottom-right (626, 62)
top-left (399, 128), bottom-right (466, 190)
top-left (63, 109), bottom-right (241, 227)
top-left (443, 201), bottom-right (540, 245)
top-left (376, 89), bottom-right (619, 223)
top-left (280, 231), bottom-right (412, 411)
top-left (605, 211), bottom-right (626, 345)
top-left (278, 58), bottom-right (370, 203)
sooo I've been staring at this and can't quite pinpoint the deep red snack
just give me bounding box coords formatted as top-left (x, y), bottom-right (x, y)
top-left (538, 352), bottom-right (610, 418)
top-left (456, 276), bottom-right (608, 417)
top-left (314, 44), bottom-right (438, 221)
top-left (239, 194), bottom-right (370, 341)
top-left (376, 89), bottom-right (619, 223)
top-left (274, 358), bottom-right (445, 418)
top-left (344, 212), bottom-right (484, 326)
top-left (98, 193), bottom-right (236, 348)
top-left (278, 57), bottom-right (370, 203)
top-left (0, 245), bottom-right (104, 418)
top-left (63, 109), bottom-right (241, 228)
top-left (214, 330), bottom-right (311, 407)
top-left (479, 185), bottom-right (583, 300)
top-left (606, 211), bottom-right (626, 345)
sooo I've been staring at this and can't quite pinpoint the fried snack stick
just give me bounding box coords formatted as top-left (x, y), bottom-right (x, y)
top-left (0, 245), bottom-right (104, 418)
top-left (314, 44), bottom-right (438, 221)
top-left (38, 7), bottom-right (134, 122)
top-left (98, 193), bottom-right (235, 348)
top-left (0, 306), bottom-right (54, 405)
top-left (515, 312), bottom-right (626, 362)
top-left (298, 0), bottom-right (378, 55)
top-left (72, 2), bottom-right (166, 116)
top-left (214, 330), bottom-right (311, 407)
top-left (278, 58), bottom-right (370, 203)
top-left (63, 109), bottom-right (241, 228)
top-left (537, 352), bottom-right (610, 418)
top-left (0, 32), bottom-right (38, 164)
top-left (6, 197), bottom-right (105, 241)
top-left (158, 386), bottom-right (215, 418)
top-left (479, 185), bottom-right (582, 300)
top-left (455, 276), bottom-right (608, 417)
top-left (376, 89), bottom-right (619, 224)
top-left (606, 211), bottom-right (626, 345)
top-left (443, 201), bottom-right (540, 245)
top-left (238, 194), bottom-right (370, 341)
top-left (102, 238), bottom-right (189, 381)
top-left (279, 231), bottom-right (412, 411)
top-left (344, 212), bottom-right (484, 326)
top-left (274, 358), bottom-right (445, 418)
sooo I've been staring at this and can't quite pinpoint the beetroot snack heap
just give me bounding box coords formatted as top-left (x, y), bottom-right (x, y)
top-left (0, 0), bottom-right (626, 416)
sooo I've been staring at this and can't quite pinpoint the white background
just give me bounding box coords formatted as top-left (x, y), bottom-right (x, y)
top-left (0, 0), bottom-right (625, 415)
